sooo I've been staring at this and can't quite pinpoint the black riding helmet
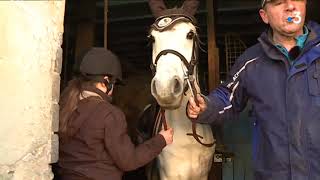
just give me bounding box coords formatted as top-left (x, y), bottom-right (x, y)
top-left (79, 47), bottom-right (123, 84)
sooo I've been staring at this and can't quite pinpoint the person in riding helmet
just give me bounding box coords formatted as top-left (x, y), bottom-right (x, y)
top-left (58, 47), bottom-right (173, 180)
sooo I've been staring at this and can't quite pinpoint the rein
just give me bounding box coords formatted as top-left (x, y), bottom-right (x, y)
top-left (150, 16), bottom-right (215, 147)
top-left (157, 107), bottom-right (215, 147)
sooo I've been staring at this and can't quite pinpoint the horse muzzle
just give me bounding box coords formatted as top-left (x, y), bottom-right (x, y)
top-left (151, 76), bottom-right (184, 109)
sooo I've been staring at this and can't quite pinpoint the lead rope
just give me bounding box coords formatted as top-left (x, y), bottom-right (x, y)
top-left (157, 80), bottom-right (215, 147)
top-left (181, 50), bottom-right (215, 147)
top-left (186, 79), bottom-right (215, 147)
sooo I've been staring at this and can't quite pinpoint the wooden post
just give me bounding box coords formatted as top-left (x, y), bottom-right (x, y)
top-left (104, 0), bottom-right (108, 48)
top-left (207, 0), bottom-right (220, 91)
top-left (74, 0), bottom-right (96, 60)
top-left (207, 1), bottom-right (221, 180)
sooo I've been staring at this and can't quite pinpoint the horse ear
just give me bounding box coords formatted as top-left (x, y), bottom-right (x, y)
top-left (148, 0), bottom-right (167, 18)
top-left (182, 0), bottom-right (199, 16)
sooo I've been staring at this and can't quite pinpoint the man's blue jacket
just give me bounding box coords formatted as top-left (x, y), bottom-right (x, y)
top-left (198, 21), bottom-right (320, 180)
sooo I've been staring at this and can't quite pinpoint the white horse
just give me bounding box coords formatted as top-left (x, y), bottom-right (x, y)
top-left (148, 12), bottom-right (215, 180)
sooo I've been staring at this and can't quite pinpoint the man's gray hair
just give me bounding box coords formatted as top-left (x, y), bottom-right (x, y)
top-left (261, 0), bottom-right (271, 7)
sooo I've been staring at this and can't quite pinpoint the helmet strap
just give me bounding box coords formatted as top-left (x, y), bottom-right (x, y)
top-left (103, 79), bottom-right (114, 95)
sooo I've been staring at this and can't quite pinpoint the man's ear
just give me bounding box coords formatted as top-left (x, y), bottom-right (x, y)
top-left (259, 9), bottom-right (269, 24)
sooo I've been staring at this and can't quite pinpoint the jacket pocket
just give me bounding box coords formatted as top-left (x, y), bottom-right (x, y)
top-left (307, 60), bottom-right (320, 95)
top-left (307, 59), bottom-right (320, 105)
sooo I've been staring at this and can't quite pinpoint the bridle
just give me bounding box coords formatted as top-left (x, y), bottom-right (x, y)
top-left (149, 15), bottom-right (215, 147)
top-left (149, 14), bottom-right (198, 78)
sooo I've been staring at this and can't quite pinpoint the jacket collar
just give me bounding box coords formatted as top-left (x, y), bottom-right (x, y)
top-left (258, 21), bottom-right (320, 62)
top-left (258, 29), bottom-right (285, 61)
top-left (81, 86), bottom-right (111, 102)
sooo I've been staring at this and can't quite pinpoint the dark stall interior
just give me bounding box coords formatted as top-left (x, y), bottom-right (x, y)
top-left (58, 0), bottom-right (320, 180)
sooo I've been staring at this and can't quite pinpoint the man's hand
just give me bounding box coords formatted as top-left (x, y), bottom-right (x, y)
top-left (187, 94), bottom-right (207, 119)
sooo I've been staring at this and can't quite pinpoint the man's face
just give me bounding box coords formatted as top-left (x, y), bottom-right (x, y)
top-left (259, 0), bottom-right (307, 36)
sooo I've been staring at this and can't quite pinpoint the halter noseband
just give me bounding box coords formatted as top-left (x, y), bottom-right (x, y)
top-left (150, 48), bottom-right (197, 76)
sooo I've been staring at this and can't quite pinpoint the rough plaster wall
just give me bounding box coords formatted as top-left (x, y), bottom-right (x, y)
top-left (0, 1), bottom-right (65, 179)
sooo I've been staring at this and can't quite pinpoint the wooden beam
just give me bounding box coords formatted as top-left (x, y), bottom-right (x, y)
top-left (104, 0), bottom-right (108, 48)
top-left (207, 0), bottom-right (220, 91)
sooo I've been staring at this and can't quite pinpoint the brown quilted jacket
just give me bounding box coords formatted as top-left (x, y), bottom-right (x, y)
top-left (58, 87), bottom-right (166, 180)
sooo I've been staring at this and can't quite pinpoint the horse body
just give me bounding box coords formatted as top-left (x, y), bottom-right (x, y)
top-left (149, 16), bottom-right (215, 180)
top-left (158, 96), bottom-right (214, 180)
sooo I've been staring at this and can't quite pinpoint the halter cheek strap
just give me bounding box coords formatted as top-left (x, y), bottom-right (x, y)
top-left (151, 49), bottom-right (196, 76)
top-left (150, 35), bottom-right (198, 77)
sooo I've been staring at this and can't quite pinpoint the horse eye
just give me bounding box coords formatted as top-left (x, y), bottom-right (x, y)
top-left (147, 35), bottom-right (155, 43)
top-left (186, 31), bottom-right (194, 40)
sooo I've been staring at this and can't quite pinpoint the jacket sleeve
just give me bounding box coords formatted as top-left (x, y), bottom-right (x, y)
top-left (104, 108), bottom-right (166, 171)
top-left (196, 57), bottom-right (250, 125)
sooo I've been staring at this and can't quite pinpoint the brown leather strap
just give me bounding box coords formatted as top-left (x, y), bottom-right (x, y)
top-left (186, 122), bottom-right (215, 147)
top-left (189, 77), bottom-right (198, 104)
top-left (152, 109), bottom-right (162, 136)
top-left (158, 105), bottom-right (215, 147)
top-left (185, 79), bottom-right (215, 147)
top-left (160, 109), bottom-right (168, 130)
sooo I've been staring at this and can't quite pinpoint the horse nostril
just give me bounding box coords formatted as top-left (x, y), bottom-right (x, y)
top-left (173, 78), bottom-right (182, 95)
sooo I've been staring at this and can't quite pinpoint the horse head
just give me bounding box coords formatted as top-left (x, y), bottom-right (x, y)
top-left (144, 2), bottom-right (215, 180)
top-left (149, 12), bottom-right (199, 109)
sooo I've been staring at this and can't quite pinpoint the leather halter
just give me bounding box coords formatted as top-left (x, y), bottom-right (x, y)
top-left (150, 15), bottom-right (215, 147)
top-left (149, 15), bottom-right (198, 78)
top-left (151, 13), bottom-right (197, 32)
top-left (156, 108), bottom-right (215, 147)
top-left (150, 46), bottom-right (197, 79)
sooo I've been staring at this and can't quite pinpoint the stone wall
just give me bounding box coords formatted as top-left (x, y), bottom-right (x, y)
top-left (0, 1), bottom-right (65, 179)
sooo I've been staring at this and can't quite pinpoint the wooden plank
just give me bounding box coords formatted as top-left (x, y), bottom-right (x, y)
top-left (104, 0), bottom-right (108, 48)
top-left (74, 0), bottom-right (96, 60)
top-left (207, 0), bottom-right (220, 91)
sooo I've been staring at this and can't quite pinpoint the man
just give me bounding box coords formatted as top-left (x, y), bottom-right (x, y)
top-left (187, 0), bottom-right (320, 179)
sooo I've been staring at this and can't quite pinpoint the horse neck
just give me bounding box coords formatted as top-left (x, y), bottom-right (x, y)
top-left (165, 71), bottom-right (200, 127)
